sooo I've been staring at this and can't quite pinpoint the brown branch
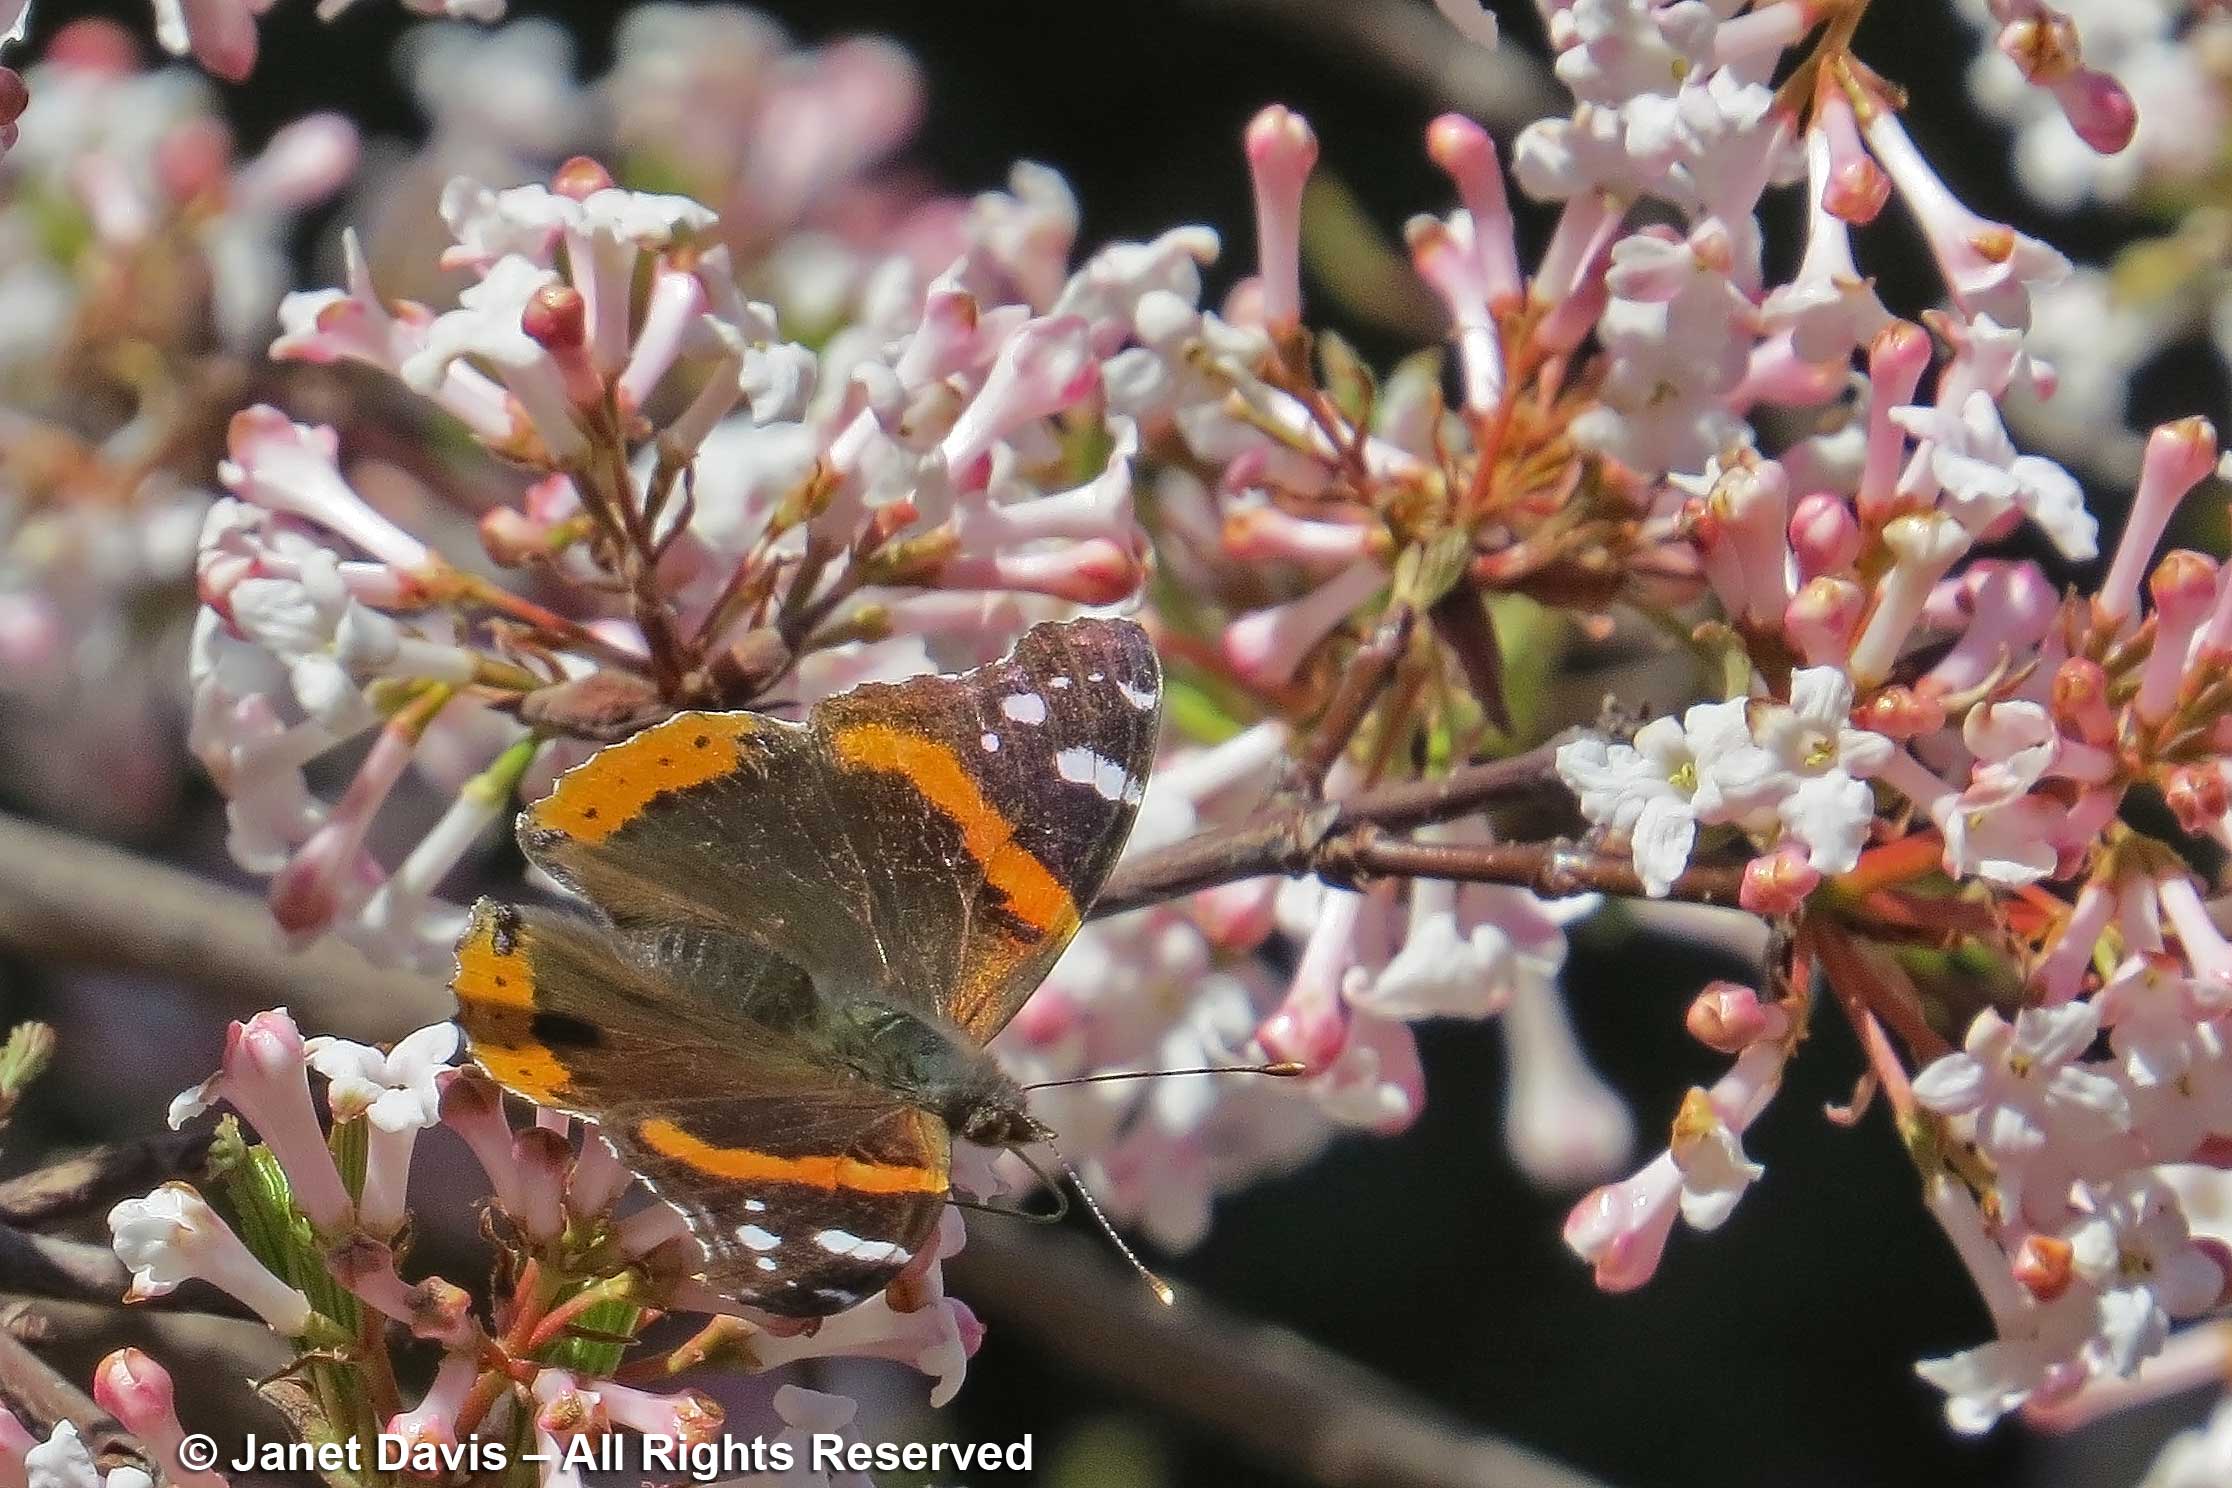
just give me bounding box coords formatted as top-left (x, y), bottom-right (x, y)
top-left (1094, 738), bottom-right (1751, 913)
top-left (1096, 740), bottom-right (1567, 914)
top-left (1326, 832), bottom-right (1747, 905)
top-left (0, 1223), bottom-right (135, 1303)
top-left (0, 1223), bottom-right (246, 1320)
top-left (0, 812), bottom-right (450, 1041)
top-left (0, 1327), bottom-right (153, 1476)
top-left (1296, 604), bottom-right (1415, 790)
top-left (0, 1132), bottom-right (214, 1227)
top-left (950, 1221), bottom-right (1621, 1488)
top-left (0, 814), bottom-right (1619, 1488)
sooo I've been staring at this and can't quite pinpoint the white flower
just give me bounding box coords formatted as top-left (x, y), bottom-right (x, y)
top-left (1912, 1005), bottom-right (2130, 1168)
top-left (1891, 391), bottom-right (2097, 561)
top-left (108, 1183), bottom-right (314, 1334)
top-left (1938, 699), bottom-right (2062, 887)
top-left (304, 1022), bottom-right (460, 1131)
top-left (23, 1422), bottom-right (154, 1488)
top-left (1708, 668), bottom-right (1894, 876)
top-left (1669, 1086), bottom-right (1763, 1231)
top-left (2066, 1174), bottom-right (2224, 1377)
top-left (1556, 698), bottom-right (1752, 896)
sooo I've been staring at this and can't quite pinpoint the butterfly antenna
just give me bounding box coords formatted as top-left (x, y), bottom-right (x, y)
top-left (1022, 1060), bottom-right (1307, 1093)
top-left (1041, 1135), bottom-right (1174, 1306)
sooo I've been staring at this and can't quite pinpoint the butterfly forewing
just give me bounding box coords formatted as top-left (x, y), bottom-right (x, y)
top-left (517, 617), bottom-right (1162, 1042)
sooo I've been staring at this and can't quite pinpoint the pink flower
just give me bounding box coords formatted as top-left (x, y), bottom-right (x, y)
top-left (91, 1350), bottom-right (224, 1488)
top-left (168, 1008), bottom-right (354, 1232)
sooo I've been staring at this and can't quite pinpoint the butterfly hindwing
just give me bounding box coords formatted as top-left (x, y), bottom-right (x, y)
top-left (607, 1097), bottom-right (950, 1317)
top-left (451, 900), bottom-right (948, 1314)
top-left (517, 617), bottom-right (1163, 1042)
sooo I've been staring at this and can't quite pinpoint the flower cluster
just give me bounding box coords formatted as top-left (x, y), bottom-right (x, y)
top-left (1014, 0), bottom-right (2232, 1454)
top-left (0, 19), bottom-right (354, 829)
top-left (192, 145), bottom-right (1173, 967)
top-left (103, 1008), bottom-right (967, 1482)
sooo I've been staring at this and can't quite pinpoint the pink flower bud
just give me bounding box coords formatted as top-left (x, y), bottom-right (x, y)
top-left (2099, 418), bottom-right (2219, 626)
top-left (1738, 845), bottom-right (1821, 915)
top-left (511, 1125), bottom-right (571, 1242)
top-left (2051, 657), bottom-right (2116, 746)
top-left (1425, 113), bottom-right (1520, 303)
top-left (2136, 549), bottom-right (2220, 723)
top-left (1244, 105), bottom-right (1317, 332)
top-left (156, 118), bottom-right (233, 206)
top-left (171, 1009), bottom-right (354, 1232)
top-left (1817, 91), bottom-right (1889, 224)
top-left (1858, 322), bottom-right (1932, 524)
top-left (521, 283), bottom-right (587, 351)
top-left (2053, 67), bottom-right (2137, 154)
top-left (552, 155), bottom-right (616, 200)
top-left (1686, 982), bottom-right (1789, 1053)
top-left (1851, 685), bottom-right (1946, 741)
top-left (1788, 492), bottom-right (1860, 579)
top-left (1783, 576), bottom-right (1866, 667)
top-left (0, 1403), bottom-right (31, 1488)
top-left (234, 113), bottom-right (359, 216)
top-left (2012, 1234), bottom-right (2074, 1303)
top-left (94, 1349), bottom-right (225, 1488)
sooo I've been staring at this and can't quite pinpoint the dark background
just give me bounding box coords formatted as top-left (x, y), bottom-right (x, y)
top-left (18, 0), bottom-right (2217, 1483)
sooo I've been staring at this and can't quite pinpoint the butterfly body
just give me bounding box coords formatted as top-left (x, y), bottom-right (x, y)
top-left (450, 618), bottom-right (1159, 1317)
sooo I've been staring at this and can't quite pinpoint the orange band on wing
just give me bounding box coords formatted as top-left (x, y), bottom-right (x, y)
top-left (452, 903), bottom-right (572, 1103)
top-left (529, 712), bottom-right (759, 844)
top-left (635, 1117), bottom-right (947, 1195)
top-left (829, 723), bottom-right (1076, 934)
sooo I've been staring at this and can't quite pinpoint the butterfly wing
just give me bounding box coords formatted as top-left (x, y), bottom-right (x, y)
top-left (518, 616), bottom-right (1163, 1043)
top-left (451, 900), bottom-right (947, 1316)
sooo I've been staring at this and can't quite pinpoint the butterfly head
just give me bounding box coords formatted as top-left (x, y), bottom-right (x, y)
top-left (955, 1092), bottom-right (1053, 1150)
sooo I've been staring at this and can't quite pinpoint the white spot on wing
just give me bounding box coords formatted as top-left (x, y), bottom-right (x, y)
top-left (981, 732), bottom-right (1000, 752)
top-left (736, 1224), bottom-right (781, 1251)
top-left (1117, 678), bottom-right (1158, 711)
top-left (813, 1228), bottom-right (908, 1264)
top-left (1056, 747), bottom-right (1129, 802)
top-left (1050, 676), bottom-right (1071, 688)
top-left (743, 1199), bottom-right (766, 1212)
top-left (1087, 671), bottom-right (1105, 682)
top-left (1001, 693), bottom-right (1048, 725)
top-left (756, 1256), bottom-right (778, 1271)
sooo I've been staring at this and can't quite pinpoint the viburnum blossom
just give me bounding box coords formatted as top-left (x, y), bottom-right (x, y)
top-left (193, 149), bottom-right (1165, 968)
top-left (0, 20), bottom-right (354, 830)
top-left (102, 1008), bottom-right (979, 1479)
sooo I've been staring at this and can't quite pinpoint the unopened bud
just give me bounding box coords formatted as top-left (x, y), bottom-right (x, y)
top-left (552, 155), bottom-right (615, 200)
top-left (2012, 1233), bottom-right (2074, 1303)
